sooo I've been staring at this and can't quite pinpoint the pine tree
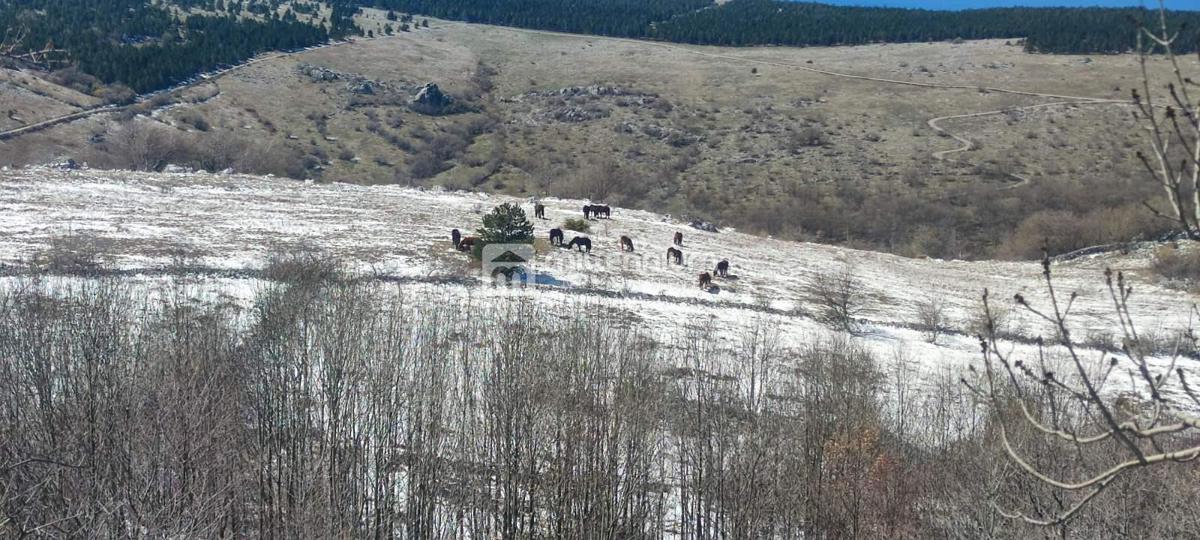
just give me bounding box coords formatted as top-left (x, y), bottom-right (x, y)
top-left (478, 203), bottom-right (534, 244)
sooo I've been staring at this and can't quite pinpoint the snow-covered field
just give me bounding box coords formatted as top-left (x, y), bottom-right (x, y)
top-left (0, 166), bottom-right (1196, 401)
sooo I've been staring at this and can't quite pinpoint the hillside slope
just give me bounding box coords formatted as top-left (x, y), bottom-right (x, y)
top-left (0, 166), bottom-right (1195, 403)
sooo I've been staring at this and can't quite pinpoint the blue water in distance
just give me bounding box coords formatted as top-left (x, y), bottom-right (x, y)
top-left (807, 0), bottom-right (1197, 10)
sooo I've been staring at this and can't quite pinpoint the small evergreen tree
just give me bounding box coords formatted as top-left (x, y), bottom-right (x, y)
top-left (478, 203), bottom-right (534, 244)
top-left (473, 203), bottom-right (534, 259)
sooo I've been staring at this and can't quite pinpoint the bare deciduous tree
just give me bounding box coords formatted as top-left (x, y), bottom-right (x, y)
top-left (968, 254), bottom-right (1200, 526)
top-left (915, 295), bottom-right (947, 343)
top-left (1132, 3), bottom-right (1200, 239)
top-left (809, 265), bottom-right (869, 334)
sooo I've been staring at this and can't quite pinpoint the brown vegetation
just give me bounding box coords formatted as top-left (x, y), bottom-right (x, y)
top-left (1, 274), bottom-right (1196, 537)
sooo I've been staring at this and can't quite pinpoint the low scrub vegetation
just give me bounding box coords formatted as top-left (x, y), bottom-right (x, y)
top-left (1152, 244), bottom-right (1200, 286)
top-left (96, 121), bottom-right (307, 178)
top-left (561, 217), bottom-right (591, 233)
top-left (261, 246), bottom-right (344, 285)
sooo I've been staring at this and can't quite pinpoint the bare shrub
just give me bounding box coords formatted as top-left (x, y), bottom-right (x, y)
top-left (176, 110), bottom-right (212, 132)
top-left (789, 125), bottom-right (827, 150)
top-left (808, 265), bottom-right (868, 334)
top-left (33, 233), bottom-right (113, 274)
top-left (914, 295), bottom-right (947, 343)
top-left (995, 204), bottom-right (1168, 260)
top-left (1151, 244), bottom-right (1200, 285)
top-left (94, 83), bottom-right (135, 105)
top-left (241, 140), bottom-right (307, 179)
top-left (261, 247), bottom-right (343, 285)
top-left (105, 121), bottom-right (188, 171)
top-left (568, 160), bottom-right (647, 206)
top-left (408, 150), bottom-right (451, 179)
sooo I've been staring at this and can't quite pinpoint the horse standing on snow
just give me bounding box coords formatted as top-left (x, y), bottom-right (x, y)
top-left (549, 228), bottom-right (565, 246)
top-left (620, 236), bottom-right (634, 252)
top-left (666, 247), bottom-right (683, 265)
top-left (714, 260), bottom-right (729, 278)
top-left (569, 237), bottom-right (592, 253)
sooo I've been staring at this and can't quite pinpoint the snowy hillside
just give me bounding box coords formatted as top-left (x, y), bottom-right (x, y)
top-left (0, 166), bottom-right (1196, 400)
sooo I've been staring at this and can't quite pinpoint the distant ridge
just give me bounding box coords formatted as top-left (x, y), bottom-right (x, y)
top-left (355, 0), bottom-right (1200, 53)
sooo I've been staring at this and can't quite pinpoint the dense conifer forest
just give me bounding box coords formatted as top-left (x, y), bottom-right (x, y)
top-left (355, 0), bottom-right (1199, 52)
top-left (649, 1), bottom-right (1200, 52)
top-left (0, 0), bottom-right (344, 94)
top-left (1, 0), bottom-right (1196, 97)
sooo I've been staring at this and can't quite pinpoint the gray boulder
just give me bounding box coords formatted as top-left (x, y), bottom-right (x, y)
top-left (410, 83), bottom-right (454, 115)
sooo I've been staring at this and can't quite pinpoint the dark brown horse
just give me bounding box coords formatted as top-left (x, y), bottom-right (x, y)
top-left (698, 272), bottom-right (713, 289)
top-left (534, 203), bottom-right (546, 219)
top-left (549, 228), bottom-right (565, 246)
top-left (620, 235), bottom-right (634, 252)
top-left (673, 231), bottom-right (683, 246)
top-left (569, 237), bottom-right (592, 253)
top-left (714, 260), bottom-right (729, 278)
top-left (666, 247), bottom-right (683, 265)
top-left (457, 236), bottom-right (478, 252)
top-left (451, 228), bottom-right (461, 248)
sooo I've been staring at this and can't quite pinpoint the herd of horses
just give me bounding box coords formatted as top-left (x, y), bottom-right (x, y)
top-left (452, 202), bottom-right (732, 289)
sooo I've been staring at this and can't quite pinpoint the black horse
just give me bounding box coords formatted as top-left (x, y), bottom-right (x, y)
top-left (582, 205), bottom-right (593, 220)
top-left (620, 235), bottom-right (634, 252)
top-left (594, 205), bottom-right (611, 219)
top-left (451, 228), bottom-right (461, 248)
top-left (568, 237), bottom-right (592, 253)
top-left (535, 203), bottom-right (546, 219)
top-left (666, 247), bottom-right (683, 265)
top-left (549, 228), bottom-right (565, 246)
top-left (714, 260), bottom-right (730, 278)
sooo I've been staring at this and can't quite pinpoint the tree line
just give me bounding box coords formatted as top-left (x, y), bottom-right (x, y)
top-left (3, 0), bottom-right (1194, 97)
top-left (0, 0), bottom-right (349, 94)
top-left (346, 0), bottom-right (1199, 53)
top-left (651, 1), bottom-right (1200, 53)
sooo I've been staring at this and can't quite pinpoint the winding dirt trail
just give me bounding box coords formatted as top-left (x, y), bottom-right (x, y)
top-left (925, 99), bottom-right (1125, 187)
top-left (3, 20), bottom-right (1137, 178)
top-left (453, 21), bottom-right (1136, 185)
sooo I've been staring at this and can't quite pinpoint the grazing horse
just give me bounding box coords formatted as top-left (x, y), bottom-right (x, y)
top-left (549, 228), bottom-right (565, 246)
top-left (534, 203), bottom-right (546, 219)
top-left (714, 260), bottom-right (730, 278)
top-left (457, 236), bottom-right (479, 252)
top-left (673, 231), bottom-right (683, 246)
top-left (698, 272), bottom-right (713, 289)
top-left (583, 205), bottom-right (593, 220)
top-left (451, 228), bottom-right (461, 248)
top-left (620, 235), bottom-right (634, 252)
top-left (568, 237), bottom-right (592, 253)
top-left (666, 247), bottom-right (683, 265)
top-left (594, 205), bottom-right (611, 219)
